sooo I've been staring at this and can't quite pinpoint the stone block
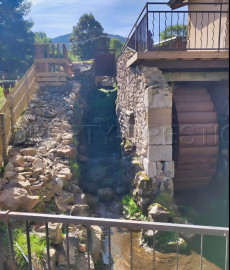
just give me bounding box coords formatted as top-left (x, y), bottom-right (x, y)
top-left (147, 108), bottom-right (172, 126)
top-left (148, 126), bottom-right (173, 145)
top-left (145, 87), bottom-right (172, 108)
top-left (143, 158), bottom-right (157, 178)
top-left (148, 146), bottom-right (172, 162)
top-left (163, 161), bottom-right (175, 178)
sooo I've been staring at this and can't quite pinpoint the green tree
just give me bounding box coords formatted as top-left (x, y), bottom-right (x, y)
top-left (0, 0), bottom-right (35, 77)
top-left (70, 13), bottom-right (109, 60)
top-left (34, 32), bottom-right (52, 43)
top-left (109, 38), bottom-right (123, 58)
top-left (160, 24), bottom-right (187, 41)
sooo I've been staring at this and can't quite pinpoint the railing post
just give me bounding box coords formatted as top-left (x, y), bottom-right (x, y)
top-left (9, 96), bottom-right (15, 142)
top-left (218, 2), bottom-right (223, 51)
top-left (0, 113), bottom-right (7, 165)
top-left (146, 3), bottom-right (149, 51)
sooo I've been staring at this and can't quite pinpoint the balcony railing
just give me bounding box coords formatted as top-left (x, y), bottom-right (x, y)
top-left (0, 211), bottom-right (229, 270)
top-left (122, 2), bottom-right (229, 53)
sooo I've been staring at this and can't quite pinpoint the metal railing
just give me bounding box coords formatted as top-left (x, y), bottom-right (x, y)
top-left (122, 2), bottom-right (229, 52)
top-left (0, 211), bottom-right (229, 270)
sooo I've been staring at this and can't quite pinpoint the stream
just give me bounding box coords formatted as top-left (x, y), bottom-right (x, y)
top-left (79, 87), bottom-right (228, 270)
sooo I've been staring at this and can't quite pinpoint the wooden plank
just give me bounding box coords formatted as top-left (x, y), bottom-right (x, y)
top-left (36, 72), bottom-right (67, 77)
top-left (34, 58), bottom-right (66, 64)
top-left (139, 60), bottom-right (229, 69)
top-left (38, 82), bottom-right (65, 86)
top-left (0, 113), bottom-right (7, 165)
top-left (127, 51), bottom-right (229, 67)
top-left (164, 71), bottom-right (229, 82)
top-left (36, 77), bottom-right (66, 82)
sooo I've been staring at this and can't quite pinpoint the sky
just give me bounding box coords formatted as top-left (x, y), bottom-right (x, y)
top-left (30, 0), bottom-right (171, 39)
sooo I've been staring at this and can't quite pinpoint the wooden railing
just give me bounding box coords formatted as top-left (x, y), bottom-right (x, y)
top-left (0, 65), bottom-right (37, 165)
top-left (34, 43), bottom-right (72, 86)
top-left (0, 43), bottom-right (72, 165)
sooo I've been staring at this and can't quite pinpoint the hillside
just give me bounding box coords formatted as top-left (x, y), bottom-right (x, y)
top-left (52, 33), bottom-right (126, 49)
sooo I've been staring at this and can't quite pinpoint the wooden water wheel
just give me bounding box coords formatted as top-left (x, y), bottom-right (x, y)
top-left (173, 85), bottom-right (219, 190)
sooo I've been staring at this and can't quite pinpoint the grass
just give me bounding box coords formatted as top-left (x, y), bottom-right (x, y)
top-left (0, 86), bottom-right (6, 108)
top-left (122, 194), bottom-right (147, 220)
top-left (70, 158), bottom-right (81, 179)
top-left (13, 228), bottom-right (47, 269)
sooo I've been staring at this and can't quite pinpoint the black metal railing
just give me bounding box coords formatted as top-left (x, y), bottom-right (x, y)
top-left (122, 2), bottom-right (229, 52)
top-left (0, 211), bottom-right (229, 270)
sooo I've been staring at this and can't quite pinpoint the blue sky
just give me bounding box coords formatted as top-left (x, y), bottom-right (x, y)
top-left (30, 0), bottom-right (171, 38)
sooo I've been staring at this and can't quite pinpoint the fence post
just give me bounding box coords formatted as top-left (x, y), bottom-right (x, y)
top-left (25, 74), bottom-right (30, 106)
top-left (0, 113), bottom-right (7, 165)
top-left (9, 96), bottom-right (15, 142)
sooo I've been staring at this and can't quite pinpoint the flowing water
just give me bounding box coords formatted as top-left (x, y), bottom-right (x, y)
top-left (79, 87), bottom-right (228, 270)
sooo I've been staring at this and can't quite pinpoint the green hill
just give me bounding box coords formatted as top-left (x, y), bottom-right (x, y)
top-left (52, 33), bottom-right (126, 49)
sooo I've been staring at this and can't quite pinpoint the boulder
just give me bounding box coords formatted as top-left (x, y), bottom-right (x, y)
top-left (58, 168), bottom-right (72, 182)
top-left (90, 225), bottom-right (103, 263)
top-left (10, 155), bottom-right (25, 167)
top-left (148, 203), bottom-right (170, 222)
top-left (70, 204), bottom-right (89, 216)
top-left (20, 148), bottom-right (37, 156)
top-left (85, 193), bottom-right (98, 207)
top-left (36, 223), bottom-right (63, 245)
top-left (0, 188), bottom-right (39, 211)
top-left (4, 170), bottom-right (17, 179)
top-left (63, 231), bottom-right (79, 267)
top-left (57, 146), bottom-right (76, 159)
top-left (14, 129), bottom-right (26, 145)
top-left (33, 159), bottom-right (45, 170)
top-left (4, 162), bottom-right (14, 171)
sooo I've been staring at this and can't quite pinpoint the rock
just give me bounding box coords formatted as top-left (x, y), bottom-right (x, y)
top-left (57, 146), bottom-right (76, 159)
top-left (5, 162), bottom-right (14, 171)
top-left (36, 223), bottom-right (63, 245)
top-left (163, 161), bottom-right (175, 178)
top-left (4, 170), bottom-right (17, 179)
top-left (148, 203), bottom-right (170, 222)
top-left (63, 133), bottom-right (73, 143)
top-left (71, 204), bottom-right (89, 216)
top-left (32, 168), bottom-right (43, 179)
top-left (76, 253), bottom-right (95, 270)
top-left (63, 231), bottom-right (79, 267)
top-left (33, 159), bottom-right (45, 170)
top-left (97, 188), bottom-right (114, 202)
top-left (18, 180), bottom-right (31, 189)
top-left (14, 167), bottom-right (25, 173)
top-left (74, 193), bottom-right (87, 205)
top-left (30, 182), bottom-right (43, 190)
top-left (0, 188), bottom-right (39, 211)
top-left (59, 167), bottom-right (72, 182)
top-left (90, 225), bottom-right (103, 263)
top-left (10, 155), bottom-right (25, 167)
top-left (50, 248), bottom-right (57, 270)
top-left (85, 193), bottom-right (98, 207)
top-left (14, 129), bottom-right (26, 145)
top-left (78, 243), bottom-right (87, 253)
top-left (20, 148), bottom-right (37, 156)
top-left (60, 191), bottom-right (74, 204)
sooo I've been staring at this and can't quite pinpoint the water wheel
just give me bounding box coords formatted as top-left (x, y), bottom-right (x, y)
top-left (173, 85), bottom-right (219, 190)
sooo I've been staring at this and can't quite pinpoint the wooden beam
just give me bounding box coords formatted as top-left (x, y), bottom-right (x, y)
top-left (163, 71), bottom-right (229, 82)
top-left (36, 72), bottom-right (67, 77)
top-left (34, 58), bottom-right (66, 64)
top-left (127, 51), bottom-right (229, 67)
top-left (36, 77), bottom-right (66, 82)
top-left (138, 60), bottom-right (229, 70)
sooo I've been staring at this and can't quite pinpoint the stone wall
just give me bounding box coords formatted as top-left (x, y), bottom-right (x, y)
top-left (116, 51), bottom-right (174, 210)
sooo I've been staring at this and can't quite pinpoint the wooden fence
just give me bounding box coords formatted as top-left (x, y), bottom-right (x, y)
top-left (0, 64), bottom-right (37, 165)
top-left (0, 43), bottom-right (72, 165)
